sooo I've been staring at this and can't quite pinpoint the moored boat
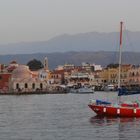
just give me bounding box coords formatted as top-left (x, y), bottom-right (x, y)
top-left (103, 84), bottom-right (116, 91)
top-left (88, 99), bottom-right (140, 117)
top-left (69, 86), bottom-right (94, 93)
top-left (88, 22), bottom-right (140, 117)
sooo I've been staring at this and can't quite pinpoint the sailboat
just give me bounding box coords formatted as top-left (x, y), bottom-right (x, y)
top-left (88, 22), bottom-right (140, 117)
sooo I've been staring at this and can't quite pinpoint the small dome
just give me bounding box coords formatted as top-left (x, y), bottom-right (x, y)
top-left (10, 60), bottom-right (17, 64)
top-left (12, 65), bottom-right (31, 79)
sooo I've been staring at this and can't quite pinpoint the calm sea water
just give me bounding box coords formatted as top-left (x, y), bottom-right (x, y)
top-left (0, 92), bottom-right (140, 140)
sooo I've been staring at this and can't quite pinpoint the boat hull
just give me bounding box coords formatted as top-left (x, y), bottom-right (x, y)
top-left (69, 87), bottom-right (94, 94)
top-left (88, 104), bottom-right (140, 117)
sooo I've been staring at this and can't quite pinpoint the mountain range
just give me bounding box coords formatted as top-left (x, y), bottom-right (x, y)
top-left (0, 51), bottom-right (140, 69)
top-left (0, 31), bottom-right (140, 69)
top-left (0, 30), bottom-right (140, 54)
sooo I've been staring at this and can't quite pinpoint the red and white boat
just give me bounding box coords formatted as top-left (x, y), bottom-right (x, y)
top-left (88, 22), bottom-right (140, 117)
top-left (88, 99), bottom-right (140, 117)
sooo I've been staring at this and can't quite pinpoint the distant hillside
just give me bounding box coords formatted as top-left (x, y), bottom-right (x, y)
top-left (0, 30), bottom-right (140, 54)
top-left (0, 51), bottom-right (140, 69)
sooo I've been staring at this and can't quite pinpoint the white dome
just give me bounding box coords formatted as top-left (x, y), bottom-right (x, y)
top-left (12, 65), bottom-right (31, 79)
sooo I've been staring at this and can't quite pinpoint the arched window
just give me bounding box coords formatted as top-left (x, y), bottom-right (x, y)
top-left (25, 83), bottom-right (28, 88)
top-left (32, 83), bottom-right (35, 89)
top-left (16, 83), bottom-right (19, 89)
top-left (132, 72), bottom-right (135, 76)
top-left (40, 83), bottom-right (43, 89)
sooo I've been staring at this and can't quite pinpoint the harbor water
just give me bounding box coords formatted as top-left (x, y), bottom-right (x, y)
top-left (0, 92), bottom-right (140, 140)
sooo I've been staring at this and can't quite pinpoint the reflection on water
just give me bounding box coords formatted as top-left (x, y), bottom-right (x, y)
top-left (90, 116), bottom-right (140, 139)
top-left (0, 92), bottom-right (140, 140)
top-left (90, 115), bottom-right (140, 126)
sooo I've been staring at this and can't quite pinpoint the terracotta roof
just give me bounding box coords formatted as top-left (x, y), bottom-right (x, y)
top-left (7, 66), bottom-right (17, 72)
top-left (10, 61), bottom-right (17, 64)
top-left (51, 70), bottom-right (65, 74)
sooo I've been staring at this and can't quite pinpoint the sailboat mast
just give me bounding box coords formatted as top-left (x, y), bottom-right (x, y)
top-left (118, 21), bottom-right (123, 89)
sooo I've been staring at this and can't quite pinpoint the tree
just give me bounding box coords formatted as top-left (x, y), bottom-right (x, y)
top-left (107, 63), bottom-right (119, 68)
top-left (27, 59), bottom-right (44, 71)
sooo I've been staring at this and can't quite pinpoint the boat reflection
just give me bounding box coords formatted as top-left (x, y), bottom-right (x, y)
top-left (89, 116), bottom-right (140, 139)
top-left (89, 115), bottom-right (140, 126)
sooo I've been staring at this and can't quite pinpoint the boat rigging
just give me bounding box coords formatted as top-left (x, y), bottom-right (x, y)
top-left (88, 22), bottom-right (140, 117)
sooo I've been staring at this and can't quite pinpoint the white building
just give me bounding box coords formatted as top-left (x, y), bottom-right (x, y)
top-left (93, 64), bottom-right (102, 71)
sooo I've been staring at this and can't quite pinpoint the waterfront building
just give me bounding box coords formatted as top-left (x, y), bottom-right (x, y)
top-left (9, 65), bottom-right (48, 93)
top-left (93, 64), bottom-right (102, 71)
top-left (63, 64), bottom-right (75, 70)
top-left (107, 68), bottom-right (118, 85)
top-left (97, 69), bottom-right (108, 86)
top-left (82, 62), bottom-right (102, 72)
top-left (67, 72), bottom-right (93, 86)
top-left (94, 70), bottom-right (105, 87)
top-left (55, 64), bottom-right (75, 71)
top-left (0, 61), bottom-right (19, 93)
top-left (49, 70), bottom-right (65, 84)
top-left (0, 73), bottom-right (11, 93)
top-left (119, 64), bottom-right (132, 86)
top-left (38, 69), bottom-right (50, 82)
top-left (127, 65), bottom-right (140, 86)
top-left (82, 62), bottom-right (93, 72)
top-left (97, 64), bottom-right (132, 87)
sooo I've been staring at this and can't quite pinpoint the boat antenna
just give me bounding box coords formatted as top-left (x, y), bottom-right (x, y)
top-left (118, 21), bottom-right (123, 103)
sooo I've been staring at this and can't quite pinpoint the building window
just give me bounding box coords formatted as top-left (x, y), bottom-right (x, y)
top-left (16, 83), bottom-right (19, 89)
top-left (25, 83), bottom-right (28, 88)
top-left (40, 83), bottom-right (43, 89)
top-left (132, 72), bottom-right (135, 76)
top-left (32, 83), bottom-right (35, 89)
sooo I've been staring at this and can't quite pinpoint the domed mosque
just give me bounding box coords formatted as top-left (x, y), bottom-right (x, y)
top-left (9, 58), bottom-right (49, 93)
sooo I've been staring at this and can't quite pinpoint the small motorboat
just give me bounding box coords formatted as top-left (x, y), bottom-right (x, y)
top-left (70, 86), bottom-right (94, 94)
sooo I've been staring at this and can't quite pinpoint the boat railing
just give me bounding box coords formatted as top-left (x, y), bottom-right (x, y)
top-left (89, 99), bottom-right (111, 106)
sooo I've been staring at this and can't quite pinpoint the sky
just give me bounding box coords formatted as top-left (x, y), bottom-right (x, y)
top-left (0, 0), bottom-right (139, 44)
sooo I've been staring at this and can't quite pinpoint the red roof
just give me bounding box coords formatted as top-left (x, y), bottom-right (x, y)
top-left (7, 66), bottom-right (17, 72)
top-left (51, 70), bottom-right (65, 75)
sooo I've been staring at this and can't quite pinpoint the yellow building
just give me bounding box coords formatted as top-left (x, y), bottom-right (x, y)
top-left (127, 65), bottom-right (140, 86)
top-left (97, 64), bottom-right (132, 87)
